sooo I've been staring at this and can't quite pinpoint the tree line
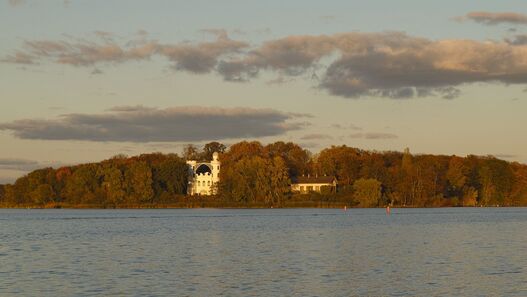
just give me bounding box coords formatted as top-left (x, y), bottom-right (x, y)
top-left (1, 141), bottom-right (527, 208)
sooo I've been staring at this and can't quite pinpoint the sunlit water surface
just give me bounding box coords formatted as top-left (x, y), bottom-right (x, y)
top-left (1, 208), bottom-right (526, 296)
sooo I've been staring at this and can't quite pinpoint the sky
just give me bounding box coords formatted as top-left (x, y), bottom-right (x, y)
top-left (1, 0), bottom-right (527, 183)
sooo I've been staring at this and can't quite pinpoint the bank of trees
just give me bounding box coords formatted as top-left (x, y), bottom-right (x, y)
top-left (1, 141), bottom-right (527, 207)
top-left (0, 153), bottom-right (188, 207)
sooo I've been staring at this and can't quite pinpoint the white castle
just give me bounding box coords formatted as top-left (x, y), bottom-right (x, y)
top-left (186, 152), bottom-right (220, 195)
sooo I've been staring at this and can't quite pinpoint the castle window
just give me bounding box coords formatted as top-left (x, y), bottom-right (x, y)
top-left (208, 181), bottom-right (211, 186)
top-left (197, 181), bottom-right (201, 186)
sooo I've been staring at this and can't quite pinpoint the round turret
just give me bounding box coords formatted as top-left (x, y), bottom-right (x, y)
top-left (212, 152), bottom-right (219, 161)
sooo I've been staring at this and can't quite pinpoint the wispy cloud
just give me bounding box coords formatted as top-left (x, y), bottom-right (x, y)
top-left (0, 158), bottom-right (40, 171)
top-left (455, 11), bottom-right (527, 25)
top-left (159, 33), bottom-right (247, 73)
top-left (349, 132), bottom-right (398, 140)
top-left (0, 106), bottom-right (309, 142)
top-left (4, 31), bottom-right (248, 73)
top-left (330, 123), bottom-right (362, 131)
top-left (1, 51), bottom-right (35, 64)
top-left (493, 154), bottom-right (517, 160)
top-left (300, 133), bottom-right (333, 140)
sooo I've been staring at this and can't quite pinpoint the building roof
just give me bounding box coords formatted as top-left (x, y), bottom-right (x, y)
top-left (291, 176), bottom-right (336, 184)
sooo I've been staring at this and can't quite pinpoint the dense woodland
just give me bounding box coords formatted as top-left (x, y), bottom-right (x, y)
top-left (1, 141), bottom-right (527, 208)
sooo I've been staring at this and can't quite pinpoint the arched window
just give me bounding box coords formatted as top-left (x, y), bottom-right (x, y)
top-left (197, 181), bottom-right (201, 186)
top-left (207, 181), bottom-right (211, 186)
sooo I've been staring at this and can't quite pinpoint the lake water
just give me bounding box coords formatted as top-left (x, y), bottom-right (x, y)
top-left (0, 208), bottom-right (526, 296)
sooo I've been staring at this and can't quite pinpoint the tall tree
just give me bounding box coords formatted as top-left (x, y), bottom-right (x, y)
top-left (265, 141), bottom-right (311, 177)
top-left (125, 161), bottom-right (154, 204)
top-left (353, 178), bottom-right (382, 207)
top-left (202, 142), bottom-right (226, 161)
top-left (182, 144), bottom-right (200, 160)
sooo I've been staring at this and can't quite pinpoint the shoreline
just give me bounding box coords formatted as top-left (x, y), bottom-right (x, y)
top-left (0, 204), bottom-right (519, 210)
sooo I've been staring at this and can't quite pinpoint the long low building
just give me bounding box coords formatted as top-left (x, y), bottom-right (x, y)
top-left (291, 176), bottom-right (337, 194)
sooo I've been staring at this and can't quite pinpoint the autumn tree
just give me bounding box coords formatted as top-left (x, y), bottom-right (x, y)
top-left (265, 141), bottom-right (311, 177)
top-left (314, 145), bottom-right (362, 191)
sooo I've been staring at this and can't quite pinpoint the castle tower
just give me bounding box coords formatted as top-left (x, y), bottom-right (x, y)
top-left (210, 152), bottom-right (220, 192)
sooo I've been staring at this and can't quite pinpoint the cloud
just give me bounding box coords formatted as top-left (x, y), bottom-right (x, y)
top-left (7, 31), bottom-right (527, 99)
top-left (266, 76), bottom-right (295, 85)
top-left (159, 34), bottom-right (248, 73)
top-left (0, 106), bottom-right (309, 142)
top-left (4, 32), bottom-right (248, 74)
top-left (505, 34), bottom-right (527, 46)
top-left (330, 123), bottom-right (362, 131)
top-left (1, 51), bottom-right (35, 64)
top-left (0, 158), bottom-right (40, 171)
top-left (349, 132), bottom-right (398, 140)
top-left (456, 11), bottom-right (527, 25)
top-left (300, 133), bottom-right (333, 140)
top-left (215, 32), bottom-right (527, 99)
top-left (493, 154), bottom-right (517, 160)
top-left (19, 39), bottom-right (158, 66)
top-left (91, 68), bottom-right (103, 75)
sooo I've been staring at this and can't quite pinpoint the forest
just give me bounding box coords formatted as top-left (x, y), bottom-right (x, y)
top-left (1, 141), bottom-right (527, 208)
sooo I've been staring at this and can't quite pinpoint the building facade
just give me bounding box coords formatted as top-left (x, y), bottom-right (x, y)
top-left (186, 152), bottom-right (220, 195)
top-left (291, 176), bottom-right (337, 194)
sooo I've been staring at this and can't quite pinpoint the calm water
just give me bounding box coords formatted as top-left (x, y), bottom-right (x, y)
top-left (0, 208), bottom-right (526, 296)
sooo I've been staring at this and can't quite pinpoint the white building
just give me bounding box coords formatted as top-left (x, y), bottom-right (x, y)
top-left (291, 176), bottom-right (337, 194)
top-left (187, 152), bottom-right (220, 195)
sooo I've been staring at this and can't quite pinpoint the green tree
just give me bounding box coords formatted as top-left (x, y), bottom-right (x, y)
top-left (352, 178), bottom-right (382, 207)
top-left (152, 156), bottom-right (188, 197)
top-left (202, 142), bottom-right (226, 161)
top-left (182, 144), bottom-right (200, 160)
top-left (219, 155), bottom-right (290, 206)
top-left (62, 164), bottom-right (100, 205)
top-left (30, 184), bottom-right (55, 205)
top-left (125, 161), bottom-right (154, 204)
top-left (100, 166), bottom-right (126, 206)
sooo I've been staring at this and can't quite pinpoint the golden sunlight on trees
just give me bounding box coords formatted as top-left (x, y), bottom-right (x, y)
top-left (1, 141), bottom-right (527, 208)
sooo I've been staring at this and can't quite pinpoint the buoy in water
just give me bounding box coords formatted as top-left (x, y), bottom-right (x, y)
top-left (386, 205), bottom-right (391, 215)
top-left (344, 205), bottom-right (347, 211)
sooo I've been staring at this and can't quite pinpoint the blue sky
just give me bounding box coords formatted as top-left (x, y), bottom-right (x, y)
top-left (1, 0), bottom-right (527, 183)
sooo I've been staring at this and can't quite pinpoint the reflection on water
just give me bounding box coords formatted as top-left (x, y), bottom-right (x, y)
top-left (1, 208), bottom-right (526, 296)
